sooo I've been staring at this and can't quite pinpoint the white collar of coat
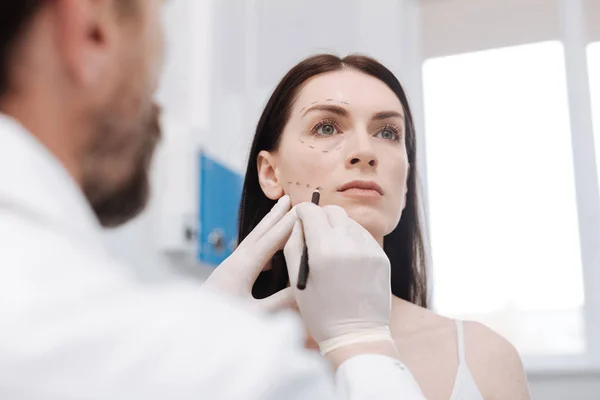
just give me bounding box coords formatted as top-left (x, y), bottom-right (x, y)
top-left (0, 112), bottom-right (105, 250)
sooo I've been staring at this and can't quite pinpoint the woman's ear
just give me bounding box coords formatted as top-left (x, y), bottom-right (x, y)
top-left (257, 150), bottom-right (285, 200)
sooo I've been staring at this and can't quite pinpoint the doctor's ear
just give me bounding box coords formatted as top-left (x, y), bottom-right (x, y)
top-left (55, 0), bottom-right (118, 86)
top-left (257, 151), bottom-right (284, 200)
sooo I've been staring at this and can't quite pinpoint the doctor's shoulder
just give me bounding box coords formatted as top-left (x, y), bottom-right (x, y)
top-left (0, 218), bottom-right (332, 397)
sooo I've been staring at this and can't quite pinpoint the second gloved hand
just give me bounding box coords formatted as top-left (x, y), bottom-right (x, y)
top-left (204, 195), bottom-right (297, 313)
top-left (284, 203), bottom-right (392, 352)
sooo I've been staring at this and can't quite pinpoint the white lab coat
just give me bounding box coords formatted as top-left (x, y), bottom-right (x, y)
top-left (0, 113), bottom-right (425, 399)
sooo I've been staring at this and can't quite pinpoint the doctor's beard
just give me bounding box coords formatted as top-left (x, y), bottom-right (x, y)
top-left (82, 99), bottom-right (162, 228)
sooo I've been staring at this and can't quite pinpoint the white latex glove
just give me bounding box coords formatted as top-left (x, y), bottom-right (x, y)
top-left (204, 195), bottom-right (297, 313)
top-left (284, 203), bottom-right (393, 352)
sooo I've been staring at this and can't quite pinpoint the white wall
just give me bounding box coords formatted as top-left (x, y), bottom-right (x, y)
top-left (586, 0), bottom-right (600, 42)
top-left (421, 0), bottom-right (561, 58)
top-left (421, 0), bottom-right (600, 58)
top-left (529, 373), bottom-right (600, 400)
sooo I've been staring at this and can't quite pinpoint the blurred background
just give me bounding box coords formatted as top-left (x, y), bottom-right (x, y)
top-left (102, 0), bottom-right (600, 398)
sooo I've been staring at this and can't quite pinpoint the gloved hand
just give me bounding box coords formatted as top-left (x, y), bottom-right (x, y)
top-left (284, 203), bottom-right (393, 354)
top-left (204, 195), bottom-right (297, 313)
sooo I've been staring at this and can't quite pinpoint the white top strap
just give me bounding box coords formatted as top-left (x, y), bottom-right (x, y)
top-left (455, 320), bottom-right (467, 364)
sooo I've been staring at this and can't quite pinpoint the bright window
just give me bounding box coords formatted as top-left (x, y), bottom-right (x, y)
top-left (423, 41), bottom-right (585, 356)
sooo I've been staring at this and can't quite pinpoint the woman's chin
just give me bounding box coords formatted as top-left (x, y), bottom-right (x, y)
top-left (344, 206), bottom-right (387, 241)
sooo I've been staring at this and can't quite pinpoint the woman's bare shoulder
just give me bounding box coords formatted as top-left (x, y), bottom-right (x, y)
top-left (462, 321), bottom-right (530, 399)
top-left (390, 300), bottom-right (530, 399)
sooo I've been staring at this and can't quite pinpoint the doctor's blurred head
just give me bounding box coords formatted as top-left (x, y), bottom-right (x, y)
top-left (0, 0), bottom-right (166, 227)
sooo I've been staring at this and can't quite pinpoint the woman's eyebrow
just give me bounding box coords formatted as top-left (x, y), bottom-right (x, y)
top-left (301, 104), bottom-right (349, 117)
top-left (372, 110), bottom-right (404, 121)
top-left (300, 105), bottom-right (404, 121)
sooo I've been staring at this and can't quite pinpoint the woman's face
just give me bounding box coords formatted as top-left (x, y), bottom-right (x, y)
top-left (258, 69), bottom-right (409, 242)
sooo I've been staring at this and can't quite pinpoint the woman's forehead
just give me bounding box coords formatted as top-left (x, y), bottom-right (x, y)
top-left (293, 69), bottom-right (403, 114)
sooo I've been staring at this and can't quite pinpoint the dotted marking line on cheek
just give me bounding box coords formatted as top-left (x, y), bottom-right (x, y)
top-left (286, 181), bottom-right (324, 190)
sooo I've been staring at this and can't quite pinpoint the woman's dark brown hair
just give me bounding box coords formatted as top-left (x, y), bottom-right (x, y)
top-left (238, 54), bottom-right (429, 307)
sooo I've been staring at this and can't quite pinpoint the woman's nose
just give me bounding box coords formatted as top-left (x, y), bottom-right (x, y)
top-left (345, 132), bottom-right (378, 169)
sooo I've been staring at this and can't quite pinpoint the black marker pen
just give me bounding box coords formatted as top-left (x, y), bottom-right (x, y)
top-left (297, 189), bottom-right (321, 290)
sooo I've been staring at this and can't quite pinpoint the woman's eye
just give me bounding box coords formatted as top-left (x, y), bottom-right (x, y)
top-left (317, 123), bottom-right (338, 136)
top-left (376, 126), bottom-right (400, 140)
top-left (380, 129), bottom-right (396, 140)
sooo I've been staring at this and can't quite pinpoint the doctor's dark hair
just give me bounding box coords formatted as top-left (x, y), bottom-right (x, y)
top-left (0, 0), bottom-right (137, 96)
top-left (0, 0), bottom-right (41, 95)
top-left (238, 54), bottom-right (429, 308)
